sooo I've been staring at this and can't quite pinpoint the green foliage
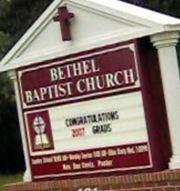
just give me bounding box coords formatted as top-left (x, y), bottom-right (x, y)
top-left (122, 0), bottom-right (180, 17)
top-left (0, 31), bottom-right (11, 59)
top-left (0, 174), bottom-right (22, 191)
top-left (0, 73), bottom-right (25, 174)
top-left (145, 0), bottom-right (180, 17)
top-left (0, 0), bottom-right (53, 174)
top-left (0, 0), bottom-right (53, 55)
top-left (0, 73), bottom-right (14, 102)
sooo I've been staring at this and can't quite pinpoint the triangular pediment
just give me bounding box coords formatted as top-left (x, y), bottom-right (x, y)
top-left (1, 0), bottom-right (180, 71)
top-left (20, 2), bottom-right (145, 58)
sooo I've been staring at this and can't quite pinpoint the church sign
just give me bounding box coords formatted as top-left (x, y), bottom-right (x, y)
top-left (1, 0), bottom-right (180, 186)
top-left (18, 41), bottom-right (152, 180)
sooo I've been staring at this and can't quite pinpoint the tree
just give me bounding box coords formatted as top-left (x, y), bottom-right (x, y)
top-left (122, 0), bottom-right (180, 17)
top-left (0, 0), bottom-right (53, 174)
top-left (0, 73), bottom-right (25, 174)
top-left (0, 31), bottom-right (11, 59)
top-left (0, 0), bottom-right (53, 56)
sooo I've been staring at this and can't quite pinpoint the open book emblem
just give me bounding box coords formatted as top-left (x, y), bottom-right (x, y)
top-left (33, 115), bottom-right (51, 150)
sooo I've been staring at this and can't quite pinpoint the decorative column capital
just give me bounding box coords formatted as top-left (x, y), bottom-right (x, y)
top-left (8, 70), bottom-right (17, 81)
top-left (150, 32), bottom-right (179, 49)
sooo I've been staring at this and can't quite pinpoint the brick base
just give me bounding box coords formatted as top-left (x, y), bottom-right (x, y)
top-left (4, 170), bottom-right (180, 191)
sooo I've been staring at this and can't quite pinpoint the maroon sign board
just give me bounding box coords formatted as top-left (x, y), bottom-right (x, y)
top-left (17, 40), bottom-right (170, 181)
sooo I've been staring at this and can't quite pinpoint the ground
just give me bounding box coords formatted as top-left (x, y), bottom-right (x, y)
top-left (0, 174), bottom-right (22, 191)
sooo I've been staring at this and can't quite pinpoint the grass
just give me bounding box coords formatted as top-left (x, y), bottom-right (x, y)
top-left (0, 174), bottom-right (22, 191)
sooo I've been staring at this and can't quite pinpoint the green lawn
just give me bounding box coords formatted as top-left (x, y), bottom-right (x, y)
top-left (0, 174), bottom-right (22, 191)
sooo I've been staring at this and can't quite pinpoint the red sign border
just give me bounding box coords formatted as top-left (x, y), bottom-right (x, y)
top-left (16, 39), bottom-right (155, 181)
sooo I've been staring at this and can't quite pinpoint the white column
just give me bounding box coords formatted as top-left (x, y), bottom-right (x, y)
top-left (8, 70), bottom-right (32, 182)
top-left (151, 31), bottom-right (180, 169)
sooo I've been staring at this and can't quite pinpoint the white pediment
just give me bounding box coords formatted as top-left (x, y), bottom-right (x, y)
top-left (21, 3), bottom-right (143, 57)
top-left (1, 0), bottom-right (180, 71)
